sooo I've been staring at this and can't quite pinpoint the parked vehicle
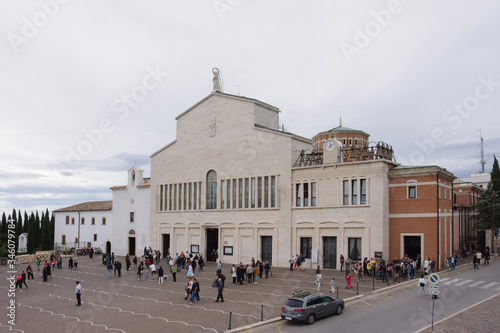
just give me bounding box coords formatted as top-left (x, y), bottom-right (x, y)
top-left (281, 291), bottom-right (344, 325)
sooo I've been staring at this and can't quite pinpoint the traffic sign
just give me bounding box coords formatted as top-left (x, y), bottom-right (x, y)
top-left (429, 284), bottom-right (439, 295)
top-left (429, 273), bottom-right (440, 285)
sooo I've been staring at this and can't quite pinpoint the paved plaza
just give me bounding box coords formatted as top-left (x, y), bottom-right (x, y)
top-left (0, 256), bottom-right (404, 333)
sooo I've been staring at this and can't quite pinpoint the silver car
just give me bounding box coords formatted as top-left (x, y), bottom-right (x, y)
top-left (281, 292), bottom-right (344, 325)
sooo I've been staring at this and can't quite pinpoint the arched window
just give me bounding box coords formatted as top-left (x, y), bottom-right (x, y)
top-left (206, 170), bottom-right (217, 209)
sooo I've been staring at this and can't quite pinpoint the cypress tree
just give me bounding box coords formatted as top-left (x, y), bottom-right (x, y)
top-left (27, 213), bottom-right (36, 254)
top-left (41, 210), bottom-right (52, 250)
top-left (19, 210), bottom-right (26, 233)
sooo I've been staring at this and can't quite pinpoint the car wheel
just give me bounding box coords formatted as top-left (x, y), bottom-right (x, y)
top-left (306, 314), bottom-right (315, 325)
top-left (336, 305), bottom-right (343, 315)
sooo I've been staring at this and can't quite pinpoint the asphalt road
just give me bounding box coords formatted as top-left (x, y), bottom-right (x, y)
top-left (247, 259), bottom-right (500, 333)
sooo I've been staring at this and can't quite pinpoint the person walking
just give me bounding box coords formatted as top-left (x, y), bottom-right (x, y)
top-left (107, 262), bottom-right (113, 278)
top-left (115, 260), bottom-right (122, 277)
top-left (231, 264), bottom-right (237, 284)
top-left (27, 265), bottom-right (34, 280)
top-left (191, 278), bottom-right (200, 304)
top-left (21, 271), bottom-right (28, 288)
top-left (330, 277), bottom-right (335, 294)
top-left (340, 255), bottom-right (345, 272)
top-left (215, 278), bottom-right (224, 302)
top-left (68, 257), bottom-right (74, 269)
top-left (158, 266), bottom-right (164, 284)
top-left (264, 261), bottom-right (270, 279)
top-left (473, 253), bottom-right (479, 271)
top-left (418, 274), bottom-right (426, 295)
top-left (74, 256), bottom-right (78, 269)
top-left (75, 281), bottom-right (82, 306)
top-left (346, 272), bottom-right (354, 289)
top-left (36, 258), bottom-right (41, 271)
top-left (137, 262), bottom-right (144, 280)
top-left (315, 270), bottom-right (322, 291)
top-left (171, 263), bottom-right (177, 282)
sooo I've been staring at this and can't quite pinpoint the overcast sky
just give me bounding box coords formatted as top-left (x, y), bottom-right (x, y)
top-left (1, 0), bottom-right (499, 215)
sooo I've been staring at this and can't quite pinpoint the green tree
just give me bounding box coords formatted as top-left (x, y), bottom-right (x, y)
top-left (12, 209), bottom-right (20, 252)
top-left (27, 213), bottom-right (36, 253)
top-left (0, 213), bottom-right (7, 256)
top-left (473, 156), bottom-right (500, 232)
top-left (41, 210), bottom-right (52, 250)
top-left (35, 211), bottom-right (41, 248)
top-left (19, 210), bottom-right (26, 233)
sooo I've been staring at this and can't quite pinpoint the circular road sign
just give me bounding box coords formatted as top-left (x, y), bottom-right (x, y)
top-left (429, 273), bottom-right (440, 285)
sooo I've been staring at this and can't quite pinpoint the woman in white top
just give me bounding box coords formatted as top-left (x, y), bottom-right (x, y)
top-left (418, 274), bottom-right (426, 295)
top-left (315, 271), bottom-right (322, 291)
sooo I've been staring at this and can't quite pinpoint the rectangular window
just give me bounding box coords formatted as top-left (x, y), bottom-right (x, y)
top-left (360, 179), bottom-right (367, 205)
top-left (65, 216), bottom-right (69, 225)
top-left (300, 237), bottom-right (312, 259)
top-left (130, 212), bottom-right (134, 223)
top-left (183, 183), bottom-right (187, 210)
top-left (91, 217), bottom-right (95, 225)
top-left (264, 176), bottom-right (269, 208)
top-left (258, 177), bottom-right (262, 208)
top-left (160, 185), bottom-right (163, 211)
top-left (193, 183), bottom-right (197, 210)
top-left (245, 178), bottom-right (249, 208)
top-left (75, 237), bottom-right (78, 245)
top-left (348, 237), bottom-right (362, 261)
top-left (189, 183), bottom-right (192, 210)
top-left (81, 217), bottom-right (84, 225)
top-left (179, 183), bottom-right (183, 210)
top-left (169, 184), bottom-right (172, 210)
top-left (93, 234), bottom-right (97, 241)
top-left (352, 179), bottom-right (358, 205)
top-left (239, 179), bottom-right (243, 208)
top-left (102, 217), bottom-right (106, 225)
top-left (198, 182), bottom-right (202, 209)
top-left (226, 179), bottom-right (231, 209)
top-left (296, 183), bottom-right (302, 207)
top-left (408, 186), bottom-right (416, 199)
top-left (343, 180), bottom-right (349, 205)
top-left (311, 182), bottom-right (316, 206)
top-left (271, 176), bottom-right (276, 207)
top-left (61, 235), bottom-right (66, 245)
top-left (221, 180), bottom-right (225, 209)
top-left (303, 182), bottom-right (309, 207)
top-left (71, 217), bottom-right (75, 225)
top-left (251, 177), bottom-right (256, 208)
top-left (231, 179), bottom-right (236, 209)
top-left (174, 184), bottom-right (177, 210)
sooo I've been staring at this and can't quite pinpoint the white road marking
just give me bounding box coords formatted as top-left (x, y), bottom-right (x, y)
top-left (481, 282), bottom-right (499, 289)
top-left (17, 303), bottom-right (126, 332)
top-left (442, 279), bottom-right (461, 285)
top-left (468, 280), bottom-right (485, 287)
top-left (451, 279), bottom-right (473, 286)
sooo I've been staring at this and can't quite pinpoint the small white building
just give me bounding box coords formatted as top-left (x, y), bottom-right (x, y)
top-left (54, 167), bottom-right (151, 256)
top-left (110, 166), bottom-right (151, 256)
top-left (18, 233), bottom-right (28, 252)
top-left (54, 201), bottom-right (113, 253)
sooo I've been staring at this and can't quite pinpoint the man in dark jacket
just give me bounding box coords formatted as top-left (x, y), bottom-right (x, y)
top-left (215, 278), bottom-right (224, 302)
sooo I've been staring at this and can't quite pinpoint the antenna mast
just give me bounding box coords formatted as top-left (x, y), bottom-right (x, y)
top-left (479, 128), bottom-right (486, 173)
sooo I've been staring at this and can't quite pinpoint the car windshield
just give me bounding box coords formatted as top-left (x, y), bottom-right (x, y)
top-left (285, 299), bottom-right (303, 308)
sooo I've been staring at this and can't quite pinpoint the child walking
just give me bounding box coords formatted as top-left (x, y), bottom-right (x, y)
top-left (346, 271), bottom-right (355, 289)
top-left (314, 270), bottom-right (322, 291)
top-left (330, 277), bottom-right (335, 293)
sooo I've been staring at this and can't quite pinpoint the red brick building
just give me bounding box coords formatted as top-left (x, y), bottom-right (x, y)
top-left (388, 166), bottom-right (455, 270)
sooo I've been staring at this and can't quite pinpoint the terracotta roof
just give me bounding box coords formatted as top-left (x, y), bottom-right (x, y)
top-left (54, 201), bottom-right (112, 212)
top-left (110, 185), bottom-right (127, 191)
